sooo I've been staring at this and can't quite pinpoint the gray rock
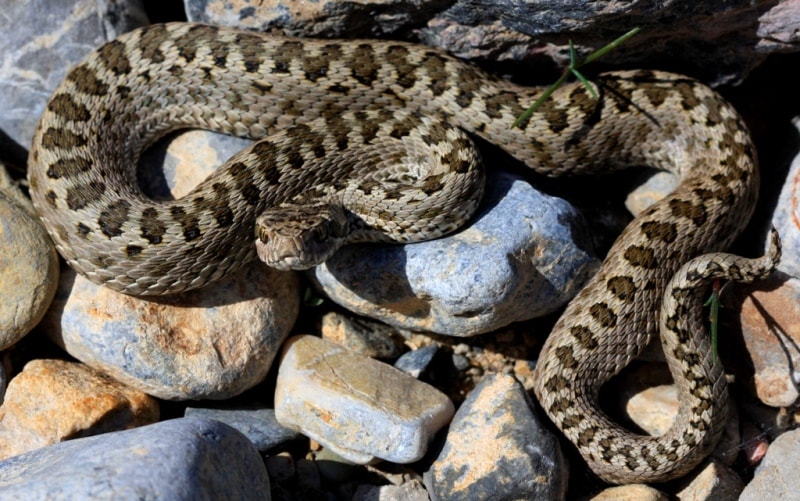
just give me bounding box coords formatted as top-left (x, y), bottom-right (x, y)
top-left (771, 118), bottom-right (800, 280)
top-left (0, 417), bottom-right (270, 500)
top-left (0, 0), bottom-right (147, 149)
top-left (425, 373), bottom-right (567, 501)
top-left (42, 264), bottom-right (299, 400)
top-left (740, 428), bottom-right (800, 500)
top-left (0, 191), bottom-right (59, 350)
top-left (394, 345), bottom-right (439, 378)
top-left (274, 335), bottom-right (454, 464)
top-left (313, 170), bottom-right (599, 336)
top-left (184, 407), bottom-right (300, 452)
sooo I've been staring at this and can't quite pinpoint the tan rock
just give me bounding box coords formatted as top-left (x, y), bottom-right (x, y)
top-left (590, 484), bottom-right (669, 501)
top-left (0, 359), bottom-right (158, 460)
top-left (676, 460), bottom-right (744, 501)
top-left (274, 335), bottom-right (454, 464)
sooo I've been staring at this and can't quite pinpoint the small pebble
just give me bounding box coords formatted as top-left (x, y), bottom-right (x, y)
top-left (0, 417), bottom-right (270, 500)
top-left (353, 479), bottom-right (430, 501)
top-left (0, 359), bottom-right (158, 461)
top-left (425, 373), bottom-right (566, 500)
top-left (274, 335), bottom-right (454, 464)
top-left (590, 484), bottom-right (669, 500)
top-left (394, 345), bottom-right (439, 378)
top-left (184, 407), bottom-right (300, 452)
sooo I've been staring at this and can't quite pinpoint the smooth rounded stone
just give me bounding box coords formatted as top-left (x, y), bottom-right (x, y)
top-left (0, 162), bottom-right (34, 215)
top-left (0, 0), bottom-right (147, 148)
top-left (676, 461), bottom-right (744, 501)
top-left (0, 416), bottom-right (270, 500)
top-left (771, 118), bottom-right (800, 279)
top-left (42, 264), bottom-right (299, 400)
top-left (624, 170), bottom-right (678, 216)
top-left (313, 170), bottom-right (599, 336)
top-left (0, 191), bottom-right (59, 350)
top-left (353, 479), bottom-right (430, 501)
top-left (731, 273), bottom-right (800, 407)
top-left (321, 311), bottom-right (405, 359)
top-left (0, 359), bottom-right (158, 461)
top-left (184, 407), bottom-right (300, 452)
top-left (274, 335), bottom-right (454, 464)
top-left (739, 428), bottom-right (800, 501)
top-left (590, 484), bottom-right (669, 501)
top-left (394, 345), bottom-right (439, 378)
top-left (424, 373), bottom-right (566, 501)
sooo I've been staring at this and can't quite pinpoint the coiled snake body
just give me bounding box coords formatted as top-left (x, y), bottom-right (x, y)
top-left (28, 23), bottom-right (779, 483)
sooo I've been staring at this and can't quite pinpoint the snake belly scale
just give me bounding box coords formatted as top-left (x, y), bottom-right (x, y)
top-left (27, 23), bottom-right (779, 483)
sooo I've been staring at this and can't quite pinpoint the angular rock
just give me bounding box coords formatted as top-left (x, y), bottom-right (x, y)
top-left (274, 335), bottom-right (454, 464)
top-left (0, 417), bottom-right (270, 500)
top-left (321, 311), bottom-right (404, 359)
top-left (0, 359), bottom-right (158, 461)
top-left (731, 273), bottom-right (800, 407)
top-left (425, 373), bottom-right (566, 501)
top-left (0, 191), bottom-right (59, 349)
top-left (313, 170), bottom-right (599, 336)
top-left (0, 0), bottom-right (147, 148)
top-left (42, 264), bottom-right (299, 400)
top-left (624, 170), bottom-right (678, 217)
top-left (740, 428), bottom-right (800, 500)
top-left (184, 407), bottom-right (300, 452)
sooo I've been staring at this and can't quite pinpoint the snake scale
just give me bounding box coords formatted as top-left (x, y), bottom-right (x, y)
top-left (28, 23), bottom-right (780, 483)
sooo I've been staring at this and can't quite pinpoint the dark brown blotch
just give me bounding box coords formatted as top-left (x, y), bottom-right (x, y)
top-left (623, 245), bottom-right (659, 269)
top-left (41, 128), bottom-right (89, 150)
top-left (98, 199), bottom-right (131, 238)
top-left (98, 39), bottom-right (131, 75)
top-left (640, 220), bottom-right (678, 243)
top-left (351, 44), bottom-right (379, 86)
top-left (66, 181), bottom-right (106, 210)
top-left (384, 45), bottom-right (416, 89)
top-left (46, 156), bottom-right (92, 179)
top-left (669, 199), bottom-right (707, 226)
top-left (138, 24), bottom-right (170, 64)
top-left (606, 275), bottom-right (636, 301)
top-left (589, 303), bottom-right (617, 328)
top-left (570, 325), bottom-right (598, 350)
top-left (67, 65), bottom-right (109, 95)
top-left (140, 207), bottom-right (166, 245)
top-left (170, 205), bottom-right (202, 242)
top-left (47, 93), bottom-right (90, 122)
top-left (420, 51), bottom-right (450, 97)
top-left (272, 40), bottom-right (304, 74)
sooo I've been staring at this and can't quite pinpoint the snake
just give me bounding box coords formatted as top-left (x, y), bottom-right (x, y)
top-left (27, 23), bottom-right (780, 484)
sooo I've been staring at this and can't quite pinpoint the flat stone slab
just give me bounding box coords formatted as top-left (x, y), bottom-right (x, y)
top-left (274, 335), bottom-right (454, 464)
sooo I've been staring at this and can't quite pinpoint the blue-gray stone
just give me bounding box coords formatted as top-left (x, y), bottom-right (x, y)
top-left (394, 345), bottom-right (439, 378)
top-left (184, 407), bottom-right (300, 452)
top-left (424, 373), bottom-right (567, 500)
top-left (0, 417), bottom-right (270, 500)
top-left (312, 169), bottom-right (599, 336)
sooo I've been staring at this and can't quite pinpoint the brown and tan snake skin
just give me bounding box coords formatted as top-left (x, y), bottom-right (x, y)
top-left (27, 23), bottom-right (780, 484)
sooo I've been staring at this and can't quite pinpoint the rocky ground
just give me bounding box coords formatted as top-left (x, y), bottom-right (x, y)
top-left (1, 0), bottom-right (800, 499)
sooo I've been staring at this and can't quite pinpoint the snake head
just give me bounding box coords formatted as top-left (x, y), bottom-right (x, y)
top-left (255, 203), bottom-right (350, 270)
